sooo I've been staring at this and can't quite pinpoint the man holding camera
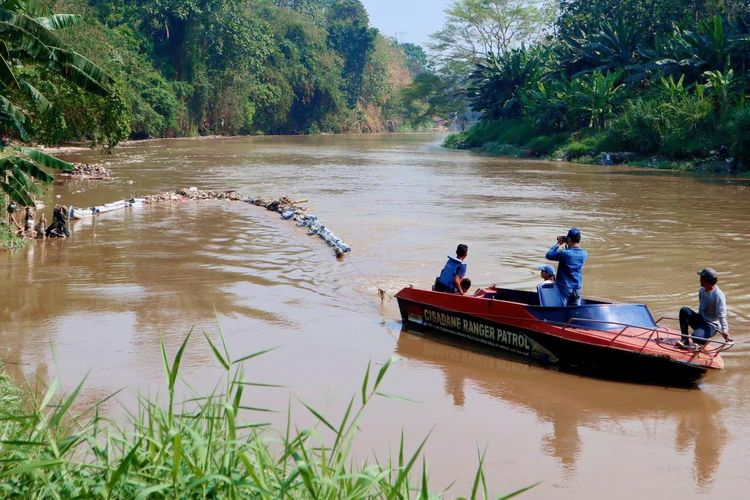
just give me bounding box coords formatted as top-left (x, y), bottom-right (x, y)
top-left (545, 228), bottom-right (588, 306)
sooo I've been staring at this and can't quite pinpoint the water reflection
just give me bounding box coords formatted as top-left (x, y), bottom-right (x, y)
top-left (396, 328), bottom-right (726, 486)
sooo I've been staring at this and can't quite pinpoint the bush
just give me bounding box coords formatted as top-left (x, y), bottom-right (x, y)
top-left (0, 222), bottom-right (25, 251)
top-left (481, 142), bottom-right (525, 156)
top-left (494, 118), bottom-right (538, 145)
top-left (607, 99), bottom-right (662, 154)
top-left (456, 120), bottom-right (506, 148)
top-left (729, 106), bottom-right (750, 169)
top-left (658, 94), bottom-right (715, 158)
top-left (442, 132), bottom-right (469, 149)
top-left (525, 133), bottom-right (568, 154)
top-left (559, 141), bottom-right (590, 160)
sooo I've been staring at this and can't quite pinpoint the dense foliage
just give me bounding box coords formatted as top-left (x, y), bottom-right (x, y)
top-left (445, 0), bottom-right (750, 170)
top-left (3, 0), bottom-right (425, 143)
top-left (1, 0), bottom-right (115, 210)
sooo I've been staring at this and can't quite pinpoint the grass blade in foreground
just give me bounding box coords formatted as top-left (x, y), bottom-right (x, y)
top-left (0, 331), bottom-right (537, 497)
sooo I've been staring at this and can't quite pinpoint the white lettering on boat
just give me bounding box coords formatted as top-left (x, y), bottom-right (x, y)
top-left (422, 308), bottom-right (534, 355)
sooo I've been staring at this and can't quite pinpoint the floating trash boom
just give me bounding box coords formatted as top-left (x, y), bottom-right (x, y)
top-left (68, 188), bottom-right (352, 257)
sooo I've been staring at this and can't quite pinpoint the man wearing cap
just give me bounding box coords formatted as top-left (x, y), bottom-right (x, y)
top-left (546, 228), bottom-right (588, 306)
top-left (434, 244), bottom-right (469, 295)
top-left (538, 264), bottom-right (556, 284)
top-left (677, 268), bottom-right (732, 347)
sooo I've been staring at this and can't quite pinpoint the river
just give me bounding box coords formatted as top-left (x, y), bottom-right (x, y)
top-left (1, 134), bottom-right (749, 498)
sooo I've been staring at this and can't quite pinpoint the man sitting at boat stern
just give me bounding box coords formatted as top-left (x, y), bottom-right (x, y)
top-left (545, 228), bottom-right (588, 306)
top-left (677, 268), bottom-right (733, 348)
top-left (434, 244), bottom-right (469, 295)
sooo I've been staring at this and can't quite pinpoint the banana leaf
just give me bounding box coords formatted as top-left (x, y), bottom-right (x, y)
top-left (34, 13), bottom-right (80, 31)
top-left (13, 157), bottom-right (54, 183)
top-left (19, 147), bottom-right (73, 172)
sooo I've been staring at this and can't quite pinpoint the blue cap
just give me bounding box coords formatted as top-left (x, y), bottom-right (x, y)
top-left (698, 268), bottom-right (718, 281)
top-left (567, 227), bottom-right (581, 239)
top-left (538, 264), bottom-right (555, 276)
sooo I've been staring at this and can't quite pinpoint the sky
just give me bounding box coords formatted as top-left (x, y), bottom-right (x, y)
top-left (360, 0), bottom-right (453, 46)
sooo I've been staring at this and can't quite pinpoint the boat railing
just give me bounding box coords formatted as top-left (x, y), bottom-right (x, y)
top-left (652, 315), bottom-right (735, 355)
top-left (561, 317), bottom-right (734, 357)
top-left (405, 298), bottom-right (733, 358)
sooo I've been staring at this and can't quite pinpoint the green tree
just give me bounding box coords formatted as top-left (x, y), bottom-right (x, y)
top-left (325, 0), bottom-right (378, 106)
top-left (429, 0), bottom-right (555, 77)
top-left (399, 42), bottom-right (430, 75)
top-left (467, 48), bottom-right (546, 119)
top-left (399, 73), bottom-right (461, 127)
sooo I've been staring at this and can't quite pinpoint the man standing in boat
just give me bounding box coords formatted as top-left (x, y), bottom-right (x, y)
top-left (434, 244), bottom-right (469, 295)
top-left (677, 268), bottom-right (732, 348)
top-left (545, 228), bottom-right (588, 306)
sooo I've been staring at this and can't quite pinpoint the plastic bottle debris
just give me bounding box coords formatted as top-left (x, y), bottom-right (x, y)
top-left (58, 163), bottom-right (112, 180)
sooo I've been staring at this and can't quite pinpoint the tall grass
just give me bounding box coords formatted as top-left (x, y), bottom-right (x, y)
top-left (0, 222), bottom-right (25, 251)
top-left (0, 329), bottom-right (537, 498)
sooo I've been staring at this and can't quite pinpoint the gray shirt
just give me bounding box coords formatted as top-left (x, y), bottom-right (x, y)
top-left (699, 286), bottom-right (729, 334)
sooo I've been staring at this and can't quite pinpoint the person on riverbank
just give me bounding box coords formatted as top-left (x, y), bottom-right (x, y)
top-left (677, 268), bottom-right (732, 348)
top-left (434, 244), bottom-right (469, 295)
top-left (23, 207), bottom-right (35, 238)
top-left (45, 206), bottom-right (70, 238)
top-left (538, 264), bottom-right (556, 283)
top-left (546, 228), bottom-right (588, 306)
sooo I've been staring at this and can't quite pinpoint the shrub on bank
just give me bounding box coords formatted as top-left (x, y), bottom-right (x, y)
top-left (0, 223), bottom-right (26, 251)
top-left (607, 99), bottom-right (662, 154)
top-left (0, 332), bottom-right (536, 498)
top-left (525, 133), bottom-right (569, 155)
top-left (557, 141), bottom-right (590, 160)
top-left (442, 131), bottom-right (468, 149)
top-left (482, 142), bottom-right (525, 156)
top-left (729, 106), bottom-right (750, 170)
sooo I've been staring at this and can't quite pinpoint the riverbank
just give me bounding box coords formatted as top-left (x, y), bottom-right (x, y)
top-left (444, 119), bottom-right (744, 174)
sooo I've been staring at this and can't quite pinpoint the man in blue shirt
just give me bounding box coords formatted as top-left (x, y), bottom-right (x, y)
top-left (546, 228), bottom-right (588, 306)
top-left (434, 244), bottom-right (469, 295)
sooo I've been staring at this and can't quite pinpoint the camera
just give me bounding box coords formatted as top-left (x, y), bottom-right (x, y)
top-left (557, 235), bottom-right (569, 244)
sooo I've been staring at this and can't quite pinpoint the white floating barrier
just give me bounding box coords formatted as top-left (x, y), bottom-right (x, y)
top-left (68, 191), bottom-right (351, 257)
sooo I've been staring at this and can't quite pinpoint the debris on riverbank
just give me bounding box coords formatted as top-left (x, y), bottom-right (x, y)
top-left (58, 163), bottom-right (112, 180)
top-left (65, 187), bottom-right (351, 258)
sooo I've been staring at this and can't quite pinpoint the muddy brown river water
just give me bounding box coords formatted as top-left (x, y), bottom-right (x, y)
top-left (1, 134), bottom-right (749, 497)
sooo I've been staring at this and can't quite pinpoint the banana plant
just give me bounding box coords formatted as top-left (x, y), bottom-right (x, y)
top-left (555, 19), bottom-right (646, 81)
top-left (646, 16), bottom-right (750, 83)
top-left (0, 0), bottom-right (113, 207)
top-left (467, 48), bottom-right (545, 120)
top-left (564, 71), bottom-right (626, 130)
top-left (0, 147), bottom-right (72, 207)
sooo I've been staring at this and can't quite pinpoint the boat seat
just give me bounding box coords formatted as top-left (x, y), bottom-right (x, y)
top-left (538, 282), bottom-right (565, 307)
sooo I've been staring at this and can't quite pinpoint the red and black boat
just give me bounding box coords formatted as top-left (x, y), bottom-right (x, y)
top-left (395, 284), bottom-right (733, 386)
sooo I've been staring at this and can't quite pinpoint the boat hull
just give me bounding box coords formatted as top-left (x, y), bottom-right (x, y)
top-left (396, 287), bottom-right (722, 386)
